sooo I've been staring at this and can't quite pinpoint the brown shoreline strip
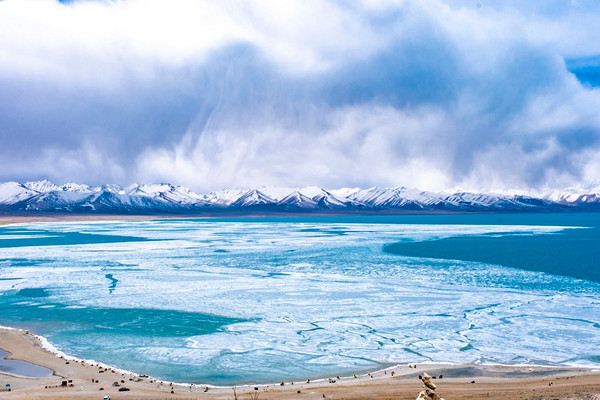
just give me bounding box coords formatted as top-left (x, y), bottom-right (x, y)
top-left (1, 326), bottom-right (600, 399)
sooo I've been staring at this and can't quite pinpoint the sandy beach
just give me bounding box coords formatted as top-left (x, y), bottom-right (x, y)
top-left (0, 327), bottom-right (599, 400)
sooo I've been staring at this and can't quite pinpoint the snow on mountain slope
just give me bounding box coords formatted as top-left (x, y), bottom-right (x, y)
top-left (60, 182), bottom-right (93, 192)
top-left (202, 187), bottom-right (253, 206)
top-left (300, 187), bottom-right (349, 205)
top-left (25, 190), bottom-right (94, 211)
top-left (0, 182), bottom-right (38, 204)
top-left (23, 179), bottom-right (61, 193)
top-left (312, 191), bottom-right (355, 209)
top-left (126, 184), bottom-right (205, 205)
top-left (542, 189), bottom-right (600, 205)
top-left (258, 186), bottom-right (297, 201)
top-left (347, 187), bottom-right (437, 209)
top-left (259, 186), bottom-right (352, 209)
top-left (330, 187), bottom-right (361, 199)
top-left (278, 191), bottom-right (319, 209)
top-left (230, 189), bottom-right (275, 207)
top-left (442, 192), bottom-right (528, 209)
top-left (1, 180), bottom-right (599, 213)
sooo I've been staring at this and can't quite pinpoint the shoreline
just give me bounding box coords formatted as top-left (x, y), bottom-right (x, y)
top-left (0, 212), bottom-right (455, 228)
top-left (2, 209), bottom-right (590, 227)
top-left (12, 323), bottom-right (600, 388)
top-left (1, 326), bottom-right (600, 399)
top-left (0, 214), bottom-right (184, 226)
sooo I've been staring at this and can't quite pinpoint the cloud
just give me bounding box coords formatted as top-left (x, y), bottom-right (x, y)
top-left (0, 0), bottom-right (599, 191)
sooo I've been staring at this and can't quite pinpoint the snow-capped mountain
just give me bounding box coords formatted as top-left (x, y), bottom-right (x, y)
top-left (0, 182), bottom-right (39, 204)
top-left (1, 180), bottom-right (599, 214)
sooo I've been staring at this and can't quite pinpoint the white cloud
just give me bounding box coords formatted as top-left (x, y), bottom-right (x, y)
top-left (1, 0), bottom-right (600, 191)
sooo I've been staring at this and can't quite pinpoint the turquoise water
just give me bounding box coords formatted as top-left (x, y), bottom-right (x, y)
top-left (384, 214), bottom-right (600, 283)
top-left (0, 214), bottom-right (599, 385)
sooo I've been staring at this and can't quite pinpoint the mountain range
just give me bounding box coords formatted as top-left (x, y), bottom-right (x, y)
top-left (0, 180), bottom-right (599, 214)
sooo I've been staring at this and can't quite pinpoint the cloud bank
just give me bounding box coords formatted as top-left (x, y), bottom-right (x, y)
top-left (1, 0), bottom-right (600, 192)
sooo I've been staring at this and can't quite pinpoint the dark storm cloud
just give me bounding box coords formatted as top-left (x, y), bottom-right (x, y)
top-left (1, 0), bottom-right (600, 191)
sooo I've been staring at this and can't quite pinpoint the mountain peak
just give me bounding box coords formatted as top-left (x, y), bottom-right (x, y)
top-left (23, 179), bottom-right (60, 193)
top-left (1, 180), bottom-right (599, 213)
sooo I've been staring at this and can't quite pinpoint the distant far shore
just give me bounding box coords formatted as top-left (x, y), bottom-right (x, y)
top-left (1, 325), bottom-right (600, 400)
top-left (0, 213), bottom-right (188, 226)
top-left (2, 209), bottom-right (596, 227)
top-left (0, 210), bottom-right (473, 226)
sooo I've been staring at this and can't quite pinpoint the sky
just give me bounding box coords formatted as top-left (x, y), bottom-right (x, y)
top-left (1, 0), bottom-right (600, 192)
